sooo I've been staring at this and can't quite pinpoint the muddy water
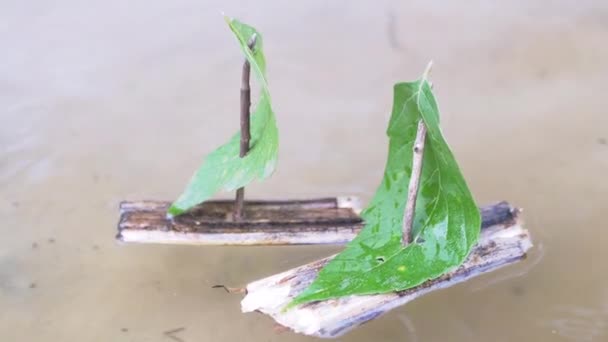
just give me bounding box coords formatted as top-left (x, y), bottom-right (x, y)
top-left (2, 0), bottom-right (607, 341)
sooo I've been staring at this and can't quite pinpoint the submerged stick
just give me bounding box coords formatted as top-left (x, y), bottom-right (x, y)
top-left (402, 120), bottom-right (427, 245)
top-left (234, 35), bottom-right (257, 221)
top-left (241, 202), bottom-right (532, 338)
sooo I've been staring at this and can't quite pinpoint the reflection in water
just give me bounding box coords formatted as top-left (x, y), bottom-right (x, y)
top-left (469, 240), bottom-right (545, 293)
top-left (1, 0), bottom-right (607, 341)
top-left (397, 313), bottom-right (419, 342)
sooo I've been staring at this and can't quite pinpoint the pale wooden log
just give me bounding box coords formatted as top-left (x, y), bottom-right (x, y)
top-left (241, 202), bottom-right (532, 338)
top-left (116, 196), bottom-right (363, 245)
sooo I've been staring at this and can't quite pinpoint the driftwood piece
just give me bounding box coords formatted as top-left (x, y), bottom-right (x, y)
top-left (117, 197), bottom-right (363, 245)
top-left (241, 202), bottom-right (532, 338)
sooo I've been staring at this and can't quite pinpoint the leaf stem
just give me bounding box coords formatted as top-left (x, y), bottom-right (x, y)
top-left (234, 35), bottom-right (257, 221)
top-left (402, 120), bottom-right (427, 245)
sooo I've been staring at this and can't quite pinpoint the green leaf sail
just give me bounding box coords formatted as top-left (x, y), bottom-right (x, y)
top-left (168, 18), bottom-right (278, 216)
top-left (289, 75), bottom-right (480, 307)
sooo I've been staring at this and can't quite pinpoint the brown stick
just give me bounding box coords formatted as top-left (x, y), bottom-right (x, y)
top-left (234, 35), bottom-right (257, 220)
top-left (117, 197), bottom-right (364, 246)
top-left (402, 120), bottom-right (427, 245)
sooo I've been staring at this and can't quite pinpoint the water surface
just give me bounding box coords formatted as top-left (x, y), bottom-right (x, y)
top-left (2, 1), bottom-right (607, 341)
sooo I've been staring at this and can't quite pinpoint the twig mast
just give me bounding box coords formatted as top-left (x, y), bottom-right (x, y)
top-left (402, 61), bottom-right (433, 245)
top-left (234, 35), bottom-right (257, 220)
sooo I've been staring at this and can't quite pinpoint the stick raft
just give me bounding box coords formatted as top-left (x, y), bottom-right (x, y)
top-left (241, 202), bottom-right (532, 338)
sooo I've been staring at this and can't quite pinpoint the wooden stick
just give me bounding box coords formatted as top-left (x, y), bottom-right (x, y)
top-left (241, 202), bottom-right (532, 338)
top-left (402, 60), bottom-right (433, 245)
top-left (234, 35), bottom-right (257, 221)
top-left (117, 196), bottom-right (363, 245)
top-left (402, 120), bottom-right (427, 245)
top-left (116, 199), bottom-right (519, 247)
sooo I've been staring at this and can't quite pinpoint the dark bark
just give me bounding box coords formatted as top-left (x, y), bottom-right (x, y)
top-left (234, 50), bottom-right (252, 220)
top-left (117, 199), bottom-right (516, 243)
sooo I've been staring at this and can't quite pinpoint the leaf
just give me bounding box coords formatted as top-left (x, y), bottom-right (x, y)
top-left (288, 69), bottom-right (481, 308)
top-left (168, 18), bottom-right (278, 216)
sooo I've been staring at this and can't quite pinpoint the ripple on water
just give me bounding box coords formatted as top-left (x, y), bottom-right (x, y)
top-left (542, 305), bottom-right (608, 341)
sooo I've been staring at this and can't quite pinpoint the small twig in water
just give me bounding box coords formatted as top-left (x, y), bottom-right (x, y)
top-left (212, 284), bottom-right (246, 294)
top-left (234, 34), bottom-right (257, 221)
top-left (163, 327), bottom-right (186, 342)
